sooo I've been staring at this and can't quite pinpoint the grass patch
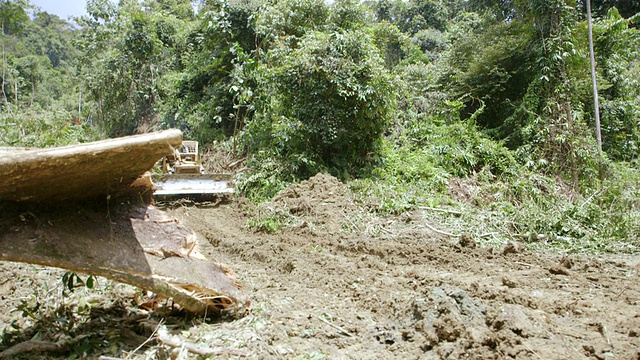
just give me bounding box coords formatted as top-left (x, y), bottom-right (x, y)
top-left (349, 158), bottom-right (640, 254)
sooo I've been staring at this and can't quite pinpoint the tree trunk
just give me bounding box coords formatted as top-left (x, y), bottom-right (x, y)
top-left (1, 41), bottom-right (7, 109)
top-left (0, 129), bottom-right (182, 202)
top-left (0, 129), bottom-right (249, 315)
top-left (587, 0), bottom-right (604, 180)
top-left (0, 201), bottom-right (248, 315)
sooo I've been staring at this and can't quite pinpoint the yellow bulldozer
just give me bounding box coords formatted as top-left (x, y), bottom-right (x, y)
top-left (153, 141), bottom-right (233, 200)
top-left (159, 140), bottom-right (203, 174)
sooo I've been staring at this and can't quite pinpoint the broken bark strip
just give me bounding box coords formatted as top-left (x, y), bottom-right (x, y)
top-left (0, 201), bottom-right (249, 315)
top-left (0, 129), bottom-right (183, 202)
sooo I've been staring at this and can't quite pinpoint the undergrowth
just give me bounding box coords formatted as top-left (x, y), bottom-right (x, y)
top-left (0, 268), bottom-right (139, 358)
top-left (240, 118), bottom-right (640, 254)
top-left (348, 125), bottom-right (640, 254)
top-left (0, 109), bottom-right (101, 148)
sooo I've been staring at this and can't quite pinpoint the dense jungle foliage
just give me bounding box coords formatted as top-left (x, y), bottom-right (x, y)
top-left (1, 0), bottom-right (639, 252)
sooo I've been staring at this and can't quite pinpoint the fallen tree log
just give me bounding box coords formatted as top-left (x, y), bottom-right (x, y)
top-left (0, 129), bottom-right (182, 202)
top-left (0, 130), bottom-right (249, 314)
top-left (0, 201), bottom-right (249, 314)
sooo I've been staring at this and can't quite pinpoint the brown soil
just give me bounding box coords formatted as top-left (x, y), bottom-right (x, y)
top-left (1, 173), bottom-right (640, 359)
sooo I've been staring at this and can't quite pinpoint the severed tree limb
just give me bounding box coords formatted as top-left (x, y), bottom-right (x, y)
top-left (316, 315), bottom-right (354, 337)
top-left (0, 336), bottom-right (89, 359)
top-left (0, 341), bottom-right (64, 359)
top-left (421, 223), bottom-right (460, 237)
top-left (156, 326), bottom-right (247, 357)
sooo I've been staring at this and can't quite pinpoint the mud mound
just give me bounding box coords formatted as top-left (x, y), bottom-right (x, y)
top-left (272, 173), bottom-right (352, 213)
top-left (264, 173), bottom-right (362, 234)
top-left (275, 173), bottom-right (345, 202)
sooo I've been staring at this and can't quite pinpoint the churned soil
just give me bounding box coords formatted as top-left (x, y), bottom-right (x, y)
top-left (1, 173), bottom-right (639, 359)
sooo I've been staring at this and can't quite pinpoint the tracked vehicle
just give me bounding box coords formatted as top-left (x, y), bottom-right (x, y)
top-left (153, 141), bottom-right (234, 201)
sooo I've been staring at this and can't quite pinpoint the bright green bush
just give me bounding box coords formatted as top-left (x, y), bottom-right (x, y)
top-left (243, 29), bottom-right (394, 180)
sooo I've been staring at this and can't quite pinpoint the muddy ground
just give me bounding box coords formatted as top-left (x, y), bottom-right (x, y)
top-left (1, 173), bottom-right (639, 359)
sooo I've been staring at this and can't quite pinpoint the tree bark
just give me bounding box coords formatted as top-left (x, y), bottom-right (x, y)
top-left (587, 0), bottom-right (604, 180)
top-left (0, 129), bottom-right (182, 202)
top-left (0, 202), bottom-right (249, 315)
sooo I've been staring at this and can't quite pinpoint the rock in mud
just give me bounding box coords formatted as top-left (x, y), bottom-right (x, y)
top-left (410, 285), bottom-right (491, 352)
top-left (458, 233), bottom-right (476, 249)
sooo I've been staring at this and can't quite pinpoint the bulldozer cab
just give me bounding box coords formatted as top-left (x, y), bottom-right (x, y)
top-left (178, 141), bottom-right (199, 163)
top-left (173, 141), bottom-right (202, 174)
top-left (160, 141), bottom-right (203, 174)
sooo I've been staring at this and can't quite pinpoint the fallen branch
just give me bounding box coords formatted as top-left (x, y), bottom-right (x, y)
top-left (614, 286), bottom-right (629, 299)
top-left (421, 223), bottom-right (460, 238)
top-left (0, 334), bottom-right (94, 359)
top-left (227, 157), bottom-right (246, 169)
top-left (580, 188), bottom-right (604, 208)
top-left (156, 326), bottom-right (246, 357)
top-left (378, 225), bottom-right (394, 235)
top-left (0, 339), bottom-right (69, 359)
top-left (317, 315), bottom-right (354, 337)
top-left (602, 324), bottom-right (611, 345)
top-left (415, 206), bottom-right (463, 217)
top-left (341, 210), bottom-right (362, 233)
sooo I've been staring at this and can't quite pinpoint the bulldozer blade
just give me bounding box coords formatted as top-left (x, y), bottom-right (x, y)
top-left (153, 174), bottom-right (234, 201)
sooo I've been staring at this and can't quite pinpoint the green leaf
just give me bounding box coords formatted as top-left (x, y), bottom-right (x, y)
top-left (86, 276), bottom-right (95, 289)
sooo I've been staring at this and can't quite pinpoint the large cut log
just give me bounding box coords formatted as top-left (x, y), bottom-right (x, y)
top-left (0, 201), bottom-right (249, 314)
top-left (0, 130), bottom-right (249, 314)
top-left (0, 129), bottom-right (183, 202)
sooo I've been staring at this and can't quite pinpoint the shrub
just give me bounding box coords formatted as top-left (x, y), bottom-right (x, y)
top-left (243, 29), bottom-right (394, 180)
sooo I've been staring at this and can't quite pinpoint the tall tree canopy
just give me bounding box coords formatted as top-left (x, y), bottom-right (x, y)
top-left (1, 0), bottom-right (639, 186)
